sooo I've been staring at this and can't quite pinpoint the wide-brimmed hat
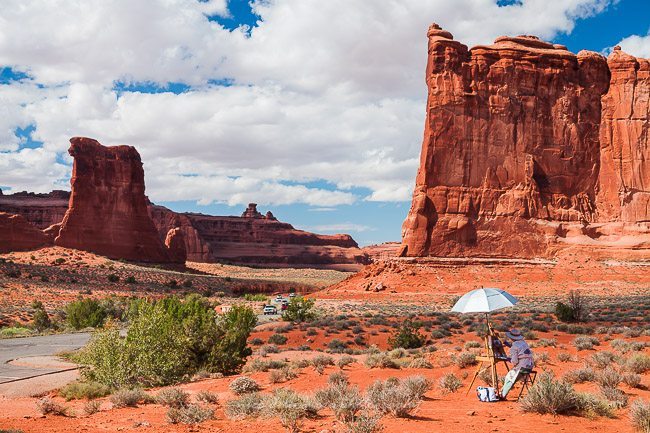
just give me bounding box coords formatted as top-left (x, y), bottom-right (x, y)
top-left (505, 329), bottom-right (524, 341)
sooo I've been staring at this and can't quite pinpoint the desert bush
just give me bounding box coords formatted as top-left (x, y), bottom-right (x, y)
top-left (282, 297), bottom-right (316, 323)
top-left (631, 399), bottom-right (650, 433)
top-left (243, 293), bottom-right (267, 301)
top-left (623, 373), bottom-right (642, 389)
top-left (564, 366), bottom-right (596, 384)
top-left (262, 388), bottom-right (311, 433)
top-left (464, 340), bottom-right (481, 350)
top-left (195, 390), bottom-right (219, 404)
top-left (535, 338), bottom-right (557, 348)
top-left (573, 336), bottom-right (599, 351)
top-left (268, 333), bottom-right (288, 345)
top-left (157, 388), bottom-right (190, 408)
top-left (439, 373), bottom-right (463, 393)
top-left (328, 371), bottom-right (349, 387)
top-left (259, 344), bottom-right (280, 356)
top-left (575, 392), bottom-right (615, 419)
top-left (408, 357), bottom-right (432, 369)
top-left (366, 376), bottom-right (428, 417)
top-left (520, 373), bottom-right (578, 415)
top-left (596, 367), bottom-right (622, 389)
top-left (250, 337), bottom-right (264, 346)
top-left (337, 355), bottom-right (356, 369)
top-left (590, 351), bottom-right (616, 369)
top-left (343, 410), bottom-right (384, 433)
top-left (59, 380), bottom-right (110, 401)
top-left (225, 393), bottom-right (263, 419)
top-left (454, 351), bottom-right (477, 368)
top-left (557, 352), bottom-right (573, 362)
top-left (230, 376), bottom-right (260, 395)
top-left (107, 274), bottom-right (119, 283)
top-left (166, 404), bottom-right (214, 424)
top-left (245, 358), bottom-right (287, 373)
top-left (402, 375), bottom-right (432, 399)
top-left (36, 397), bottom-right (69, 416)
top-left (110, 388), bottom-right (150, 408)
top-left (388, 320), bottom-right (425, 350)
top-left (555, 290), bottom-right (588, 322)
top-left (626, 354), bottom-right (650, 374)
top-left (311, 355), bottom-right (335, 369)
top-left (601, 386), bottom-right (628, 408)
top-left (66, 298), bottom-right (107, 329)
top-left (83, 400), bottom-right (101, 415)
top-left (315, 382), bottom-right (363, 422)
top-left (269, 367), bottom-right (298, 384)
top-left (364, 353), bottom-right (399, 369)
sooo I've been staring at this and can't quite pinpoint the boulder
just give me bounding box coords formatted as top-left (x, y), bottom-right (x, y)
top-left (0, 212), bottom-right (50, 253)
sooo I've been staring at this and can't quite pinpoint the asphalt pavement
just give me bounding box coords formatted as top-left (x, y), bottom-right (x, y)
top-left (0, 332), bottom-right (90, 383)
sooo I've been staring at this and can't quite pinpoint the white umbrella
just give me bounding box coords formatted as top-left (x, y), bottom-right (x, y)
top-left (451, 288), bottom-right (517, 314)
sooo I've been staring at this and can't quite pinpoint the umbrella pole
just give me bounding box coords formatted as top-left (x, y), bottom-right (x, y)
top-left (486, 313), bottom-right (498, 393)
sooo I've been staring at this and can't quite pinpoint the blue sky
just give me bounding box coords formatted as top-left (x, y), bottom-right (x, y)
top-left (0, 0), bottom-right (648, 246)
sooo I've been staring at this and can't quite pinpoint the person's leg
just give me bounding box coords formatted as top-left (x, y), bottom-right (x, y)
top-left (501, 368), bottom-right (521, 398)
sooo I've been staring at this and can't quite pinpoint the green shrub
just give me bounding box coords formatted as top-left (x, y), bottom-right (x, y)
top-left (243, 294), bottom-right (267, 302)
top-left (388, 320), bottom-right (425, 350)
top-left (107, 274), bottom-right (119, 283)
top-left (230, 376), bottom-right (260, 395)
top-left (166, 404), bottom-right (214, 424)
top-left (78, 298), bottom-right (256, 387)
top-left (125, 276), bottom-right (137, 284)
top-left (631, 399), bottom-right (650, 433)
top-left (66, 298), bottom-right (107, 329)
top-left (0, 327), bottom-right (32, 338)
top-left (31, 300), bottom-right (51, 332)
top-left (520, 373), bottom-right (578, 415)
top-left (555, 290), bottom-right (588, 323)
top-left (282, 297), bottom-right (316, 323)
top-left (157, 388), bottom-right (190, 408)
top-left (268, 334), bottom-right (288, 345)
top-left (59, 381), bottom-right (110, 401)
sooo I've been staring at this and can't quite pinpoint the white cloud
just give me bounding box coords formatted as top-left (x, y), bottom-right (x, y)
top-left (0, 0), bottom-right (618, 206)
top-left (614, 32), bottom-right (650, 58)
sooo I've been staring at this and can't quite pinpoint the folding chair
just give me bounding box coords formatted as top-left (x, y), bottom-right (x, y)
top-left (516, 369), bottom-right (537, 401)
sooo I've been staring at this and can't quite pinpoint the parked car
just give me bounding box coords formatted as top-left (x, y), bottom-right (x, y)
top-left (263, 305), bottom-right (277, 315)
top-left (289, 293), bottom-right (296, 298)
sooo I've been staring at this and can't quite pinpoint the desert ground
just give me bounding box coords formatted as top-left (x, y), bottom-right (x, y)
top-left (1, 246), bottom-right (650, 433)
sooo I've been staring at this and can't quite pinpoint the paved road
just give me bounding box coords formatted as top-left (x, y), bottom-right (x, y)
top-left (0, 333), bottom-right (90, 383)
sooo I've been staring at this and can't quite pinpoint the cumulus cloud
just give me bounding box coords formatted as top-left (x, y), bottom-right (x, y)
top-left (614, 32), bottom-right (650, 58)
top-left (304, 223), bottom-right (375, 234)
top-left (0, 0), bottom-right (618, 205)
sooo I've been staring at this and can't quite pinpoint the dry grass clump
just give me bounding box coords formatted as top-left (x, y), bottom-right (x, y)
top-left (36, 397), bottom-right (69, 416)
top-left (574, 393), bottom-right (615, 419)
top-left (156, 388), bottom-right (190, 408)
top-left (229, 376), bottom-right (261, 395)
top-left (596, 367), bottom-right (623, 389)
top-left (315, 380), bottom-right (363, 422)
top-left (439, 373), bottom-right (463, 393)
top-left (59, 381), bottom-right (110, 401)
top-left (110, 388), bottom-right (152, 408)
top-left (520, 373), bottom-right (578, 415)
top-left (225, 393), bottom-right (263, 419)
top-left (262, 388), bottom-right (313, 433)
top-left (337, 355), bottom-right (356, 369)
top-left (601, 386), bottom-right (629, 409)
top-left (626, 354), bottom-right (650, 374)
top-left (83, 399), bottom-right (101, 415)
top-left (453, 352), bottom-right (477, 368)
top-left (367, 376), bottom-right (431, 418)
top-left (623, 373), bottom-right (642, 389)
top-left (166, 404), bottom-right (214, 424)
top-left (343, 410), bottom-right (384, 433)
top-left (269, 367), bottom-right (299, 384)
top-left (365, 353), bottom-right (399, 369)
top-left (573, 336), bottom-right (599, 351)
top-left (564, 366), bottom-right (596, 384)
top-left (631, 399), bottom-right (650, 433)
top-left (589, 351), bottom-right (617, 369)
top-left (408, 356), bottom-right (433, 369)
top-left (557, 352), bottom-right (573, 363)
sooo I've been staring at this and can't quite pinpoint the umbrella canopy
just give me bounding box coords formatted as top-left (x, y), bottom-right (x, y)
top-left (451, 288), bottom-right (517, 314)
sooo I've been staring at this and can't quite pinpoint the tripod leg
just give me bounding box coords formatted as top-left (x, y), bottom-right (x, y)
top-left (465, 362), bottom-right (483, 396)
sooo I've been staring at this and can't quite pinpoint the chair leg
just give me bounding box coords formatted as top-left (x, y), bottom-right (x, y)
top-left (516, 375), bottom-right (529, 402)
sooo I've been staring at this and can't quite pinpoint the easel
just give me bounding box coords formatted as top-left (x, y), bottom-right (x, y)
top-left (465, 313), bottom-right (510, 395)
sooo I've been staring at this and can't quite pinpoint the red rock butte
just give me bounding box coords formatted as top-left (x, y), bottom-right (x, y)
top-left (401, 24), bottom-right (650, 259)
top-left (54, 137), bottom-right (178, 263)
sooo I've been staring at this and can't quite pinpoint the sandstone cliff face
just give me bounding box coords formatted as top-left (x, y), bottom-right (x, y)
top-left (0, 212), bottom-right (50, 253)
top-left (150, 203), bottom-right (367, 267)
top-left (402, 24), bottom-right (650, 258)
top-left (55, 137), bottom-right (181, 263)
top-left (598, 47), bottom-right (650, 223)
top-left (0, 190), bottom-right (69, 229)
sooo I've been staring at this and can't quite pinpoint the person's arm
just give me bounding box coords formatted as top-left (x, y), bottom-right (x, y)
top-left (510, 344), bottom-right (519, 366)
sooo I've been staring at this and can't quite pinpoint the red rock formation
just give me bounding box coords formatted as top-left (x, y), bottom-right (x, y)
top-left (149, 203), bottom-right (367, 267)
top-left (598, 47), bottom-right (650, 223)
top-left (402, 24), bottom-right (650, 259)
top-left (0, 212), bottom-right (50, 253)
top-left (0, 190), bottom-right (70, 229)
top-left (55, 137), bottom-right (181, 262)
top-left (165, 227), bottom-right (187, 263)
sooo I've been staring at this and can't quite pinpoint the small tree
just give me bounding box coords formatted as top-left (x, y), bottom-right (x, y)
top-left (208, 304), bottom-right (257, 374)
top-left (282, 297), bottom-right (316, 323)
top-left (66, 298), bottom-right (107, 329)
top-left (555, 290), bottom-right (588, 323)
top-left (32, 300), bottom-right (51, 332)
top-left (388, 320), bottom-right (425, 349)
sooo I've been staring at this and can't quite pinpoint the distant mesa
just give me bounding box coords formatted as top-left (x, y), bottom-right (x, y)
top-left (0, 139), bottom-right (366, 268)
top-left (401, 24), bottom-right (650, 259)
